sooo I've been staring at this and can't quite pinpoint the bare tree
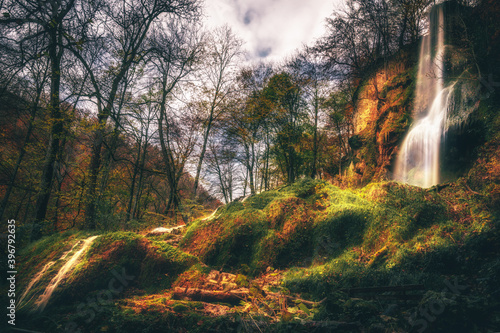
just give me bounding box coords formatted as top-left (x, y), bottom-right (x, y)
top-left (1, 0), bottom-right (98, 239)
top-left (192, 25), bottom-right (242, 196)
top-left (205, 137), bottom-right (237, 203)
top-left (394, 0), bottom-right (431, 47)
top-left (233, 64), bottom-right (274, 194)
top-left (150, 19), bottom-right (204, 216)
top-left (314, 0), bottom-right (429, 78)
top-left (72, 0), bottom-right (201, 229)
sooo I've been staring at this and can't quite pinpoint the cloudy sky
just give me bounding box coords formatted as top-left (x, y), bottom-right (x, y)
top-left (204, 0), bottom-right (342, 62)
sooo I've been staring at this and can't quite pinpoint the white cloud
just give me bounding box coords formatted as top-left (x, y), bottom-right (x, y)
top-left (204, 0), bottom-right (341, 62)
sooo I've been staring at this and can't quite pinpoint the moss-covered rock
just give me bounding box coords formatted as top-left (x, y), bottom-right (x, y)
top-left (16, 231), bottom-right (198, 312)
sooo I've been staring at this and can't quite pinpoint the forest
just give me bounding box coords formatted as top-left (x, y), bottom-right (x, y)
top-left (1, 0), bottom-right (499, 332)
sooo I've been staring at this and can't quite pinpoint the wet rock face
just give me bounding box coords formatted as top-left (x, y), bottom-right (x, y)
top-left (350, 49), bottom-right (416, 184)
top-left (438, 4), bottom-right (487, 182)
top-left (349, 2), bottom-right (490, 186)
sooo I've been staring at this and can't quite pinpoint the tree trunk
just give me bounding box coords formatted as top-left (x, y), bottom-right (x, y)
top-left (311, 91), bottom-right (319, 179)
top-left (287, 142), bottom-right (295, 184)
top-left (212, 147), bottom-right (229, 203)
top-left (133, 140), bottom-right (148, 219)
top-left (264, 133), bottom-right (270, 190)
top-left (52, 134), bottom-right (68, 229)
top-left (84, 73), bottom-right (127, 229)
top-left (172, 287), bottom-right (320, 308)
top-left (242, 167), bottom-right (248, 197)
top-left (399, 12), bottom-right (408, 49)
top-left (14, 190), bottom-right (29, 221)
top-left (32, 31), bottom-right (63, 240)
top-left (165, 185), bottom-right (181, 217)
top-left (158, 78), bottom-right (183, 215)
top-left (244, 142), bottom-right (255, 195)
top-left (84, 42), bottom-right (141, 229)
top-left (23, 194), bottom-right (33, 223)
top-left (97, 122), bottom-right (121, 199)
top-left (172, 287), bottom-right (249, 305)
top-left (84, 122), bottom-right (105, 230)
top-left (193, 116), bottom-right (212, 196)
top-left (126, 141), bottom-right (141, 222)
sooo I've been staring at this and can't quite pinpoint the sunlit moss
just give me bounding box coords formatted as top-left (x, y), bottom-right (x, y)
top-left (16, 231), bottom-right (198, 312)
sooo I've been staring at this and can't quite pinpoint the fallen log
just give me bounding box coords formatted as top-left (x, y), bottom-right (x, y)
top-left (427, 183), bottom-right (451, 192)
top-left (172, 287), bottom-right (248, 305)
top-left (172, 287), bottom-right (323, 308)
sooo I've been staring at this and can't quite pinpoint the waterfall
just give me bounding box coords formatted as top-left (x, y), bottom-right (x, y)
top-left (17, 261), bottom-right (54, 308)
top-left (394, 5), bottom-right (453, 188)
top-left (19, 235), bottom-right (99, 312)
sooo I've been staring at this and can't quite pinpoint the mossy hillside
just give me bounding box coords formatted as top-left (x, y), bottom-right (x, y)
top-left (18, 296), bottom-right (242, 333)
top-left (16, 231), bottom-right (198, 312)
top-left (466, 98), bottom-right (500, 216)
top-left (17, 230), bottom-right (89, 283)
top-left (283, 181), bottom-right (498, 318)
top-left (13, 172), bottom-right (499, 332)
top-left (63, 232), bottom-right (197, 299)
top-left (181, 203), bottom-right (267, 271)
top-left (181, 179), bottom-right (329, 273)
top-left (14, 230), bottom-right (91, 311)
top-left (176, 176), bottom-right (498, 330)
top-left (181, 177), bottom-right (495, 279)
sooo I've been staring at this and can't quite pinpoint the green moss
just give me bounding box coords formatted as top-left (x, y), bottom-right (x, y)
top-left (342, 298), bottom-right (379, 323)
top-left (18, 230), bottom-right (88, 281)
top-left (146, 232), bottom-right (175, 242)
top-left (218, 200), bottom-right (245, 214)
top-left (244, 190), bottom-right (281, 209)
top-left (172, 302), bottom-right (189, 312)
top-left (103, 307), bottom-right (240, 333)
top-left (183, 180), bottom-right (463, 278)
top-left (16, 231), bottom-right (94, 310)
top-left (235, 274), bottom-right (250, 288)
top-left (138, 240), bottom-right (198, 290)
top-left (181, 179), bottom-right (327, 273)
top-left (17, 231), bottom-right (198, 312)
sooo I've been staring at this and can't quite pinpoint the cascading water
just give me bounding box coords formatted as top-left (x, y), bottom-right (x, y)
top-left (394, 5), bottom-right (454, 188)
top-left (19, 235), bottom-right (99, 312)
top-left (17, 261), bottom-right (54, 307)
top-left (33, 235), bottom-right (98, 312)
